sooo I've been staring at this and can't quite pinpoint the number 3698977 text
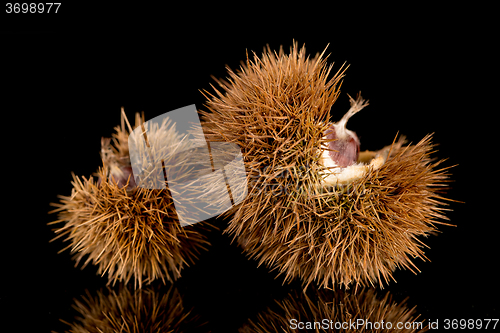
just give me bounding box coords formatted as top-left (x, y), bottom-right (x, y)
top-left (5, 3), bottom-right (61, 13)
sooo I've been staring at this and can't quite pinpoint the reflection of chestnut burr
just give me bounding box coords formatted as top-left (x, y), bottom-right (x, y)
top-left (239, 287), bottom-right (427, 332)
top-left (49, 111), bottom-right (214, 288)
top-left (201, 42), bottom-right (454, 289)
top-left (59, 284), bottom-right (206, 333)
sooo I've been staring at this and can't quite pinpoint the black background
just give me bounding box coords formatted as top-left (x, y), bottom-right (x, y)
top-left (1, 4), bottom-right (496, 332)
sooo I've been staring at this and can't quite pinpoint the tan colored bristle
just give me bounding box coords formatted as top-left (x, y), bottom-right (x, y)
top-left (200, 41), bottom-right (455, 289)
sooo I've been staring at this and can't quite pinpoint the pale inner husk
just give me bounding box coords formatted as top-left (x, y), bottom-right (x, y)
top-left (319, 144), bottom-right (390, 186)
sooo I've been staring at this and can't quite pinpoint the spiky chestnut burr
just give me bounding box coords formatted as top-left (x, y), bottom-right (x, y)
top-left (239, 287), bottom-right (427, 333)
top-left (49, 111), bottom-right (213, 288)
top-left (200, 42), bottom-right (454, 289)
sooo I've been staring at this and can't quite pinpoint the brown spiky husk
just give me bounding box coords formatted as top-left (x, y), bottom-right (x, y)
top-left (59, 284), bottom-right (206, 333)
top-left (49, 113), bottom-right (213, 288)
top-left (239, 287), bottom-right (427, 333)
top-left (200, 42), bottom-right (453, 289)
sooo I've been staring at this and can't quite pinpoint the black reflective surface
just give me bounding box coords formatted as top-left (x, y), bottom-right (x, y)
top-left (2, 6), bottom-right (496, 332)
